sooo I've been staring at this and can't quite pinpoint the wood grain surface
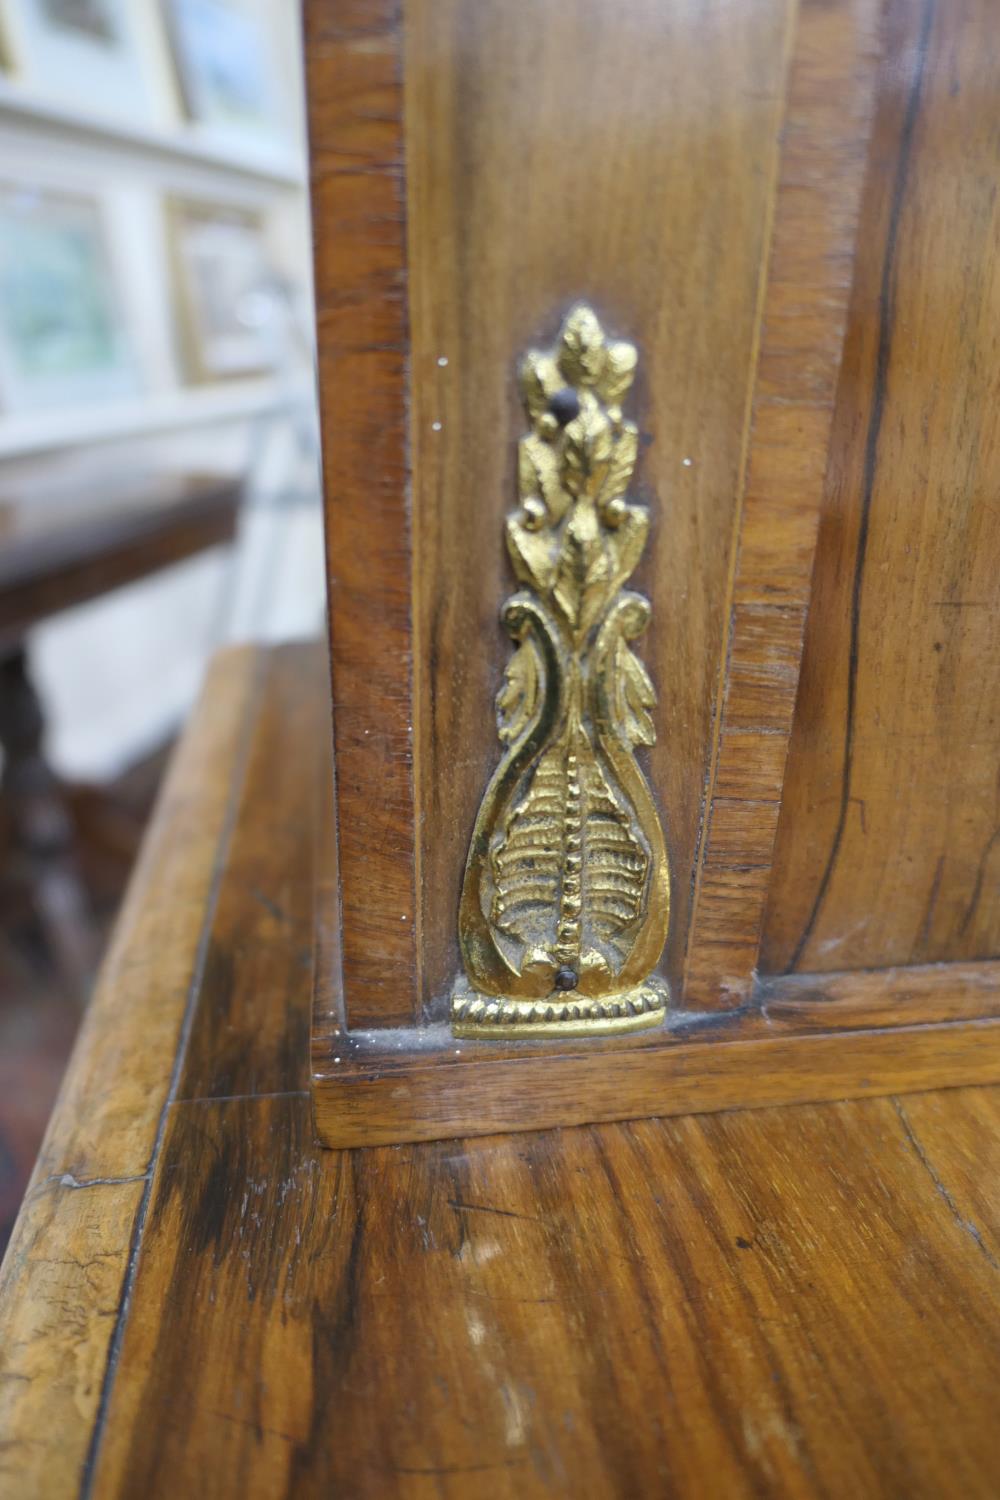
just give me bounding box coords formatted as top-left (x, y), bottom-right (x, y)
top-left (762, 0), bottom-right (1000, 974)
top-left (314, 1010), bottom-right (1000, 1148)
top-left (405, 0), bottom-right (795, 1011)
top-left (683, 0), bottom-right (882, 1007)
top-left (3, 643), bottom-right (1000, 1497)
top-left (91, 1089), bottom-right (1000, 1500)
top-left (306, 0), bottom-right (417, 1027)
top-left (311, 941), bottom-right (1000, 1147)
top-left (308, 0), bottom-right (1000, 1020)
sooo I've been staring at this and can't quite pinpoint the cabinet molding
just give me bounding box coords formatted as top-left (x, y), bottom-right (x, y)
top-left (313, 950), bottom-right (1000, 1147)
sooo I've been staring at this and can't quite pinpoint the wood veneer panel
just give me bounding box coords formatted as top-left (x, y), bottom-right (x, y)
top-left (405, 0), bottom-right (796, 1012)
top-left (5, 645), bottom-right (999, 1495)
top-left (758, 959), bottom-right (1000, 1029)
top-left (305, 0), bottom-right (416, 1026)
top-left (0, 648), bottom-right (261, 1498)
top-left (896, 1087), bottom-right (1000, 1267)
top-left (176, 645), bottom-right (325, 1102)
top-left (683, 0), bottom-right (882, 1006)
top-left (762, 0), bottom-right (1000, 974)
top-left (91, 1088), bottom-right (1000, 1498)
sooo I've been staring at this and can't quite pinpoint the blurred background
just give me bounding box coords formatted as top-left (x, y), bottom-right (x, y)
top-left (0, 0), bottom-right (322, 1250)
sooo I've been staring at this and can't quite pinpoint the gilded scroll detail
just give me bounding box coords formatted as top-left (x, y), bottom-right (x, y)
top-left (452, 305), bottom-right (670, 1039)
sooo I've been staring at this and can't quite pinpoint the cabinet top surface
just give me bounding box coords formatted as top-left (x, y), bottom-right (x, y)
top-left (0, 640), bottom-right (998, 1499)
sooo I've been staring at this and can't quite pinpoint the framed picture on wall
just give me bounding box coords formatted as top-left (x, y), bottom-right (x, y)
top-left (35, 0), bottom-right (118, 40)
top-left (161, 0), bottom-right (279, 139)
top-left (166, 197), bottom-right (276, 382)
top-left (0, 183), bottom-right (137, 412)
top-left (0, 0), bottom-right (163, 123)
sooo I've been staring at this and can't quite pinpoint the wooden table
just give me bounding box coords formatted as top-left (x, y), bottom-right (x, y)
top-left (0, 473), bottom-right (241, 993)
top-left (0, 471), bottom-right (241, 649)
top-left (1, 642), bottom-right (998, 1498)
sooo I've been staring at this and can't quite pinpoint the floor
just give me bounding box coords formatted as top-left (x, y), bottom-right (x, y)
top-left (0, 749), bottom-right (168, 1253)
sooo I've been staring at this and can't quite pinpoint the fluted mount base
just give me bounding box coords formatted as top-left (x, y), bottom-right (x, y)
top-left (451, 976), bottom-right (669, 1040)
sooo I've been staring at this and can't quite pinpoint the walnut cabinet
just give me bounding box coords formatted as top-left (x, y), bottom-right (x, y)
top-left (305, 0), bottom-right (1000, 1145)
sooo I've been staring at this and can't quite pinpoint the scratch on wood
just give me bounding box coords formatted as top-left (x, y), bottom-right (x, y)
top-left (893, 1098), bottom-right (999, 1272)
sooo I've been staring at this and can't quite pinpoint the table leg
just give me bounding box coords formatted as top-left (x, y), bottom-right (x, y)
top-left (0, 647), bottom-right (98, 1001)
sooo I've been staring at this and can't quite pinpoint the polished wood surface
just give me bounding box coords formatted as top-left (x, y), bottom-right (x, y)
top-left (308, 0), bottom-right (988, 1025)
top-left (2, 644), bottom-right (1000, 1498)
top-left (763, 0), bottom-right (1000, 973)
top-left (315, 996), bottom-right (1000, 1148)
top-left (683, 0), bottom-right (881, 1007)
top-left (91, 1093), bottom-right (1000, 1500)
top-left (306, 0), bottom-right (417, 1027)
top-left (305, 0), bottom-right (1000, 1141)
top-left (405, 0), bottom-right (793, 1012)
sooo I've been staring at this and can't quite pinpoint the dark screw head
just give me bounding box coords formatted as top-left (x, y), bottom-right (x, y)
top-left (548, 387), bottom-right (581, 427)
top-left (554, 965), bottom-right (578, 992)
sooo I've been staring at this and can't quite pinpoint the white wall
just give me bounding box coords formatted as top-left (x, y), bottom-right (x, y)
top-left (0, 1), bottom-right (326, 782)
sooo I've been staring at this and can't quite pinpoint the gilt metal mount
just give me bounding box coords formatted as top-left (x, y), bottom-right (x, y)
top-left (452, 304), bottom-right (670, 1039)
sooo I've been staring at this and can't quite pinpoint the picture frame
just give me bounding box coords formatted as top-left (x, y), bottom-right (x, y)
top-left (166, 196), bottom-right (276, 383)
top-left (0, 0), bottom-right (163, 124)
top-left (0, 182), bottom-right (137, 413)
top-left (161, 0), bottom-right (279, 140)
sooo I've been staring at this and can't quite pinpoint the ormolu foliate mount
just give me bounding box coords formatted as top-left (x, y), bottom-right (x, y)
top-left (453, 305), bottom-right (670, 1039)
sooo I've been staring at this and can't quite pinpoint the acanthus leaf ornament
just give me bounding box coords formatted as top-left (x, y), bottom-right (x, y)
top-left (452, 304), bottom-right (670, 1039)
